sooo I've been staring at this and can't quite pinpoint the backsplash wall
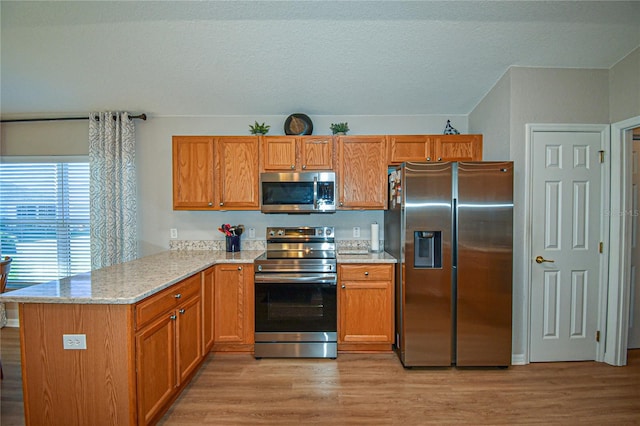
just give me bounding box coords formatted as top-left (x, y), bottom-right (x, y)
top-left (136, 115), bottom-right (468, 257)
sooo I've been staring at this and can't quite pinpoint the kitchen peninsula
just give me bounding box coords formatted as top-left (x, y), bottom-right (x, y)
top-left (0, 248), bottom-right (395, 426)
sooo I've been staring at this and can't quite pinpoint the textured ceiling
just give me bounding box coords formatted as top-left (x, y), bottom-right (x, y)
top-left (1, 1), bottom-right (639, 118)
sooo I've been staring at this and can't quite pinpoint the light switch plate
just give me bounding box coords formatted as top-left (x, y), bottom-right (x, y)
top-left (63, 334), bottom-right (87, 350)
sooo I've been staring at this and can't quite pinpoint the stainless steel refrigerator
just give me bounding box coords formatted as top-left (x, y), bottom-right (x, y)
top-left (384, 161), bottom-right (513, 367)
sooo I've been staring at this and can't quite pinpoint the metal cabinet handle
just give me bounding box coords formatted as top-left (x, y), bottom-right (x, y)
top-left (290, 165), bottom-right (295, 169)
top-left (437, 157), bottom-right (442, 161)
top-left (341, 285), bottom-right (346, 289)
top-left (238, 266), bottom-right (242, 271)
top-left (208, 202), bottom-right (213, 206)
top-left (535, 256), bottom-right (555, 264)
top-left (179, 309), bottom-right (185, 314)
top-left (220, 202), bottom-right (224, 206)
top-left (426, 157), bottom-right (431, 161)
top-left (170, 315), bottom-right (177, 320)
top-left (364, 271), bottom-right (369, 276)
top-left (174, 293), bottom-right (182, 299)
top-left (302, 165), bottom-right (306, 169)
top-left (339, 202), bottom-right (344, 206)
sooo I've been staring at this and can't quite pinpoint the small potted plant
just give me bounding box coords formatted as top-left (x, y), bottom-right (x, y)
top-left (249, 121), bottom-right (270, 135)
top-left (330, 122), bottom-right (349, 135)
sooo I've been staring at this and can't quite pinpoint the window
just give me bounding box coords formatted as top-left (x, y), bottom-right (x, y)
top-left (0, 160), bottom-right (91, 288)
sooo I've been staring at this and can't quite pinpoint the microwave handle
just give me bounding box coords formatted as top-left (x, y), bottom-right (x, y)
top-left (313, 176), bottom-right (318, 210)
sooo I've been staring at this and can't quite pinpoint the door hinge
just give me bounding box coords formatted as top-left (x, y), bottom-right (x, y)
top-left (596, 330), bottom-right (600, 342)
top-left (598, 150), bottom-right (605, 163)
top-left (599, 242), bottom-right (604, 253)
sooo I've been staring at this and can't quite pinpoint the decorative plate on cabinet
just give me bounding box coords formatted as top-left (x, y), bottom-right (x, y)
top-left (284, 113), bottom-right (313, 135)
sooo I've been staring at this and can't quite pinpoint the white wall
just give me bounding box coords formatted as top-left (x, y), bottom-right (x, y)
top-left (609, 46), bottom-right (640, 123)
top-left (470, 66), bottom-right (610, 360)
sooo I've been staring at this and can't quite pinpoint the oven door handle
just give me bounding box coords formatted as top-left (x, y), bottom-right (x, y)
top-left (254, 273), bottom-right (337, 285)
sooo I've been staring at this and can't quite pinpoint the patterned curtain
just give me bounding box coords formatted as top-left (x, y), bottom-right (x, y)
top-left (89, 112), bottom-right (137, 269)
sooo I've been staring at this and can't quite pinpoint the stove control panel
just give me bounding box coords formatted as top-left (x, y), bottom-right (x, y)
top-left (266, 226), bottom-right (334, 240)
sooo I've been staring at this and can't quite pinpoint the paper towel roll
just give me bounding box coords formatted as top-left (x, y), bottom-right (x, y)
top-left (370, 223), bottom-right (380, 252)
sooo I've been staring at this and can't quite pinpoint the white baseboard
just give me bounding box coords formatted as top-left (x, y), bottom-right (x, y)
top-left (511, 353), bottom-right (526, 365)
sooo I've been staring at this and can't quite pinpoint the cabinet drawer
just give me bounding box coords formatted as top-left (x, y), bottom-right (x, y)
top-left (173, 274), bottom-right (201, 301)
top-left (339, 264), bottom-right (393, 281)
top-left (136, 274), bottom-right (201, 330)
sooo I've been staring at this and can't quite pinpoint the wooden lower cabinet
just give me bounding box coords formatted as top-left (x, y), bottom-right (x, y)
top-left (135, 273), bottom-right (203, 425)
top-left (338, 264), bottom-right (395, 352)
top-left (202, 266), bottom-right (215, 353)
top-left (213, 263), bottom-right (254, 352)
top-left (136, 312), bottom-right (176, 425)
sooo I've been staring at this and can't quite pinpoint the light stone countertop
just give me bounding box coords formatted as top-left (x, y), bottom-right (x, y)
top-left (0, 250), bottom-right (263, 305)
top-left (336, 251), bottom-right (397, 263)
top-left (0, 249), bottom-right (396, 305)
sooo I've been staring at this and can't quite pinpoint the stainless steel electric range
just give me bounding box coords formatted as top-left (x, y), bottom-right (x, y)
top-left (254, 226), bottom-right (337, 358)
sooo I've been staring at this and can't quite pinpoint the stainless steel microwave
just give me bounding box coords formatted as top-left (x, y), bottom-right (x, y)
top-left (260, 171), bottom-right (336, 213)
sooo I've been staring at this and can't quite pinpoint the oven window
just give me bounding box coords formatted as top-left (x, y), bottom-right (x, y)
top-left (262, 182), bottom-right (314, 205)
top-left (255, 283), bottom-right (337, 333)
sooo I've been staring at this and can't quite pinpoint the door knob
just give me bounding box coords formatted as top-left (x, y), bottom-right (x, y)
top-left (535, 256), bottom-right (555, 264)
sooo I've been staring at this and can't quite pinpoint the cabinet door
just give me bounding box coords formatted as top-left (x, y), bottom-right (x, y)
top-left (339, 280), bottom-right (394, 344)
top-left (214, 264), bottom-right (246, 344)
top-left (136, 313), bottom-right (176, 426)
top-left (215, 136), bottom-right (260, 209)
top-left (336, 135), bottom-right (387, 209)
top-left (202, 267), bottom-right (215, 353)
top-left (172, 136), bottom-right (215, 209)
top-left (176, 295), bottom-right (202, 384)
top-left (338, 264), bottom-right (394, 347)
top-left (388, 135), bottom-right (432, 164)
top-left (262, 136), bottom-right (297, 171)
top-left (300, 136), bottom-right (333, 170)
top-left (432, 134), bottom-right (483, 161)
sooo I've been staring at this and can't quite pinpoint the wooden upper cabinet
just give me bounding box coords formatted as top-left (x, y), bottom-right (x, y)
top-left (261, 136), bottom-right (297, 171)
top-left (432, 134), bottom-right (483, 162)
top-left (388, 135), bottom-right (433, 164)
top-left (172, 136), bottom-right (215, 209)
top-left (215, 136), bottom-right (260, 209)
top-left (173, 135), bottom-right (259, 210)
top-left (388, 134), bottom-right (482, 164)
top-left (261, 136), bottom-right (333, 171)
top-left (336, 135), bottom-right (387, 209)
top-left (300, 136), bottom-right (333, 170)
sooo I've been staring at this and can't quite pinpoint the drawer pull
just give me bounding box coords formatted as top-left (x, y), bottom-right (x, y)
top-left (238, 266), bottom-right (243, 271)
top-left (179, 309), bottom-right (186, 314)
top-left (364, 271), bottom-right (369, 276)
top-left (170, 315), bottom-right (177, 320)
top-left (174, 293), bottom-right (182, 299)
top-left (341, 285), bottom-right (346, 289)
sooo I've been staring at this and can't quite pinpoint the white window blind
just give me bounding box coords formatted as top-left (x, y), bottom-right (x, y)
top-left (0, 162), bottom-right (91, 288)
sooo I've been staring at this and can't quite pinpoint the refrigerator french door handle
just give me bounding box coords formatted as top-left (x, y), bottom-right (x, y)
top-left (452, 197), bottom-right (458, 268)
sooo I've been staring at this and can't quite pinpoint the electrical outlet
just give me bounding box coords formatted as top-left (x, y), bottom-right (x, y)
top-left (353, 227), bottom-right (360, 238)
top-left (170, 228), bottom-right (178, 239)
top-left (249, 227), bottom-right (256, 239)
top-left (63, 334), bottom-right (87, 350)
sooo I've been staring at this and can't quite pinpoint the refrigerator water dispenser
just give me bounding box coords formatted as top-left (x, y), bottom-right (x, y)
top-left (414, 231), bottom-right (441, 268)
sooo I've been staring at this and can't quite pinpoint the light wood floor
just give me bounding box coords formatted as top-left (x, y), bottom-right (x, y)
top-left (2, 326), bottom-right (640, 425)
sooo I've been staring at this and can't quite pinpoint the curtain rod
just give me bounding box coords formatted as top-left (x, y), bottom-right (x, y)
top-left (0, 113), bottom-right (147, 123)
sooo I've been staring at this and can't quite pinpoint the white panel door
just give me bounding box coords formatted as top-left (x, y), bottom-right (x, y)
top-left (530, 131), bottom-right (603, 362)
top-left (628, 139), bottom-right (640, 348)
